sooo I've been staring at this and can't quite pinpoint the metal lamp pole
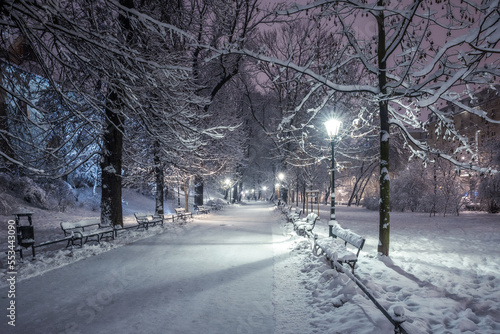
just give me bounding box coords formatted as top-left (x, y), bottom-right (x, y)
top-left (329, 138), bottom-right (336, 237)
top-left (325, 119), bottom-right (341, 237)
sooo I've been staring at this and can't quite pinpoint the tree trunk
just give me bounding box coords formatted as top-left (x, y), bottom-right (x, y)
top-left (100, 0), bottom-right (134, 228)
top-left (357, 169), bottom-right (374, 206)
top-left (194, 175), bottom-right (204, 206)
top-left (324, 184), bottom-right (331, 206)
top-left (302, 183), bottom-right (306, 212)
top-left (377, 4), bottom-right (391, 256)
top-left (154, 141), bottom-right (164, 215)
top-left (100, 91), bottom-right (124, 227)
top-left (233, 183), bottom-right (238, 203)
top-left (184, 179), bottom-right (189, 212)
top-left (296, 181), bottom-right (299, 206)
top-left (0, 65), bottom-right (14, 173)
top-left (348, 161), bottom-right (365, 206)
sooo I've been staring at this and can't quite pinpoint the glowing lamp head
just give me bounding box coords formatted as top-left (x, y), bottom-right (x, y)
top-left (324, 119), bottom-right (342, 138)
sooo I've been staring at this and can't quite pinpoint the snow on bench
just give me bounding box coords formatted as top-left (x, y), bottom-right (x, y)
top-left (134, 213), bottom-right (164, 230)
top-left (313, 223), bottom-right (366, 274)
top-left (174, 208), bottom-right (193, 221)
top-left (286, 207), bottom-right (302, 224)
top-left (194, 205), bottom-right (210, 214)
top-left (60, 220), bottom-right (114, 247)
top-left (207, 199), bottom-right (225, 211)
top-left (293, 213), bottom-right (319, 237)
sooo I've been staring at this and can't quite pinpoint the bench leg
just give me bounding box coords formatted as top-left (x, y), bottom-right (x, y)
top-left (349, 262), bottom-right (356, 274)
top-left (83, 235), bottom-right (99, 245)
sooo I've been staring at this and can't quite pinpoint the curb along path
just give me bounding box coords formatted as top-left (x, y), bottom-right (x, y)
top-left (1, 202), bottom-right (277, 334)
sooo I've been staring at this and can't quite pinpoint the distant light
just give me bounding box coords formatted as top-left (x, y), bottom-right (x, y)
top-left (275, 183), bottom-right (280, 188)
top-left (225, 178), bottom-right (230, 185)
top-left (263, 186), bottom-right (267, 191)
top-left (278, 173), bottom-right (285, 181)
top-left (325, 119), bottom-right (342, 138)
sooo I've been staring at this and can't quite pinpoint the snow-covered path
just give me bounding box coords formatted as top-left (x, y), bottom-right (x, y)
top-left (1, 202), bottom-right (277, 334)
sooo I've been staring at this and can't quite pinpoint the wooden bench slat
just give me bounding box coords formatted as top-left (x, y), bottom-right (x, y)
top-left (286, 207), bottom-right (302, 223)
top-left (315, 238), bottom-right (358, 262)
top-left (313, 224), bottom-right (366, 274)
top-left (60, 220), bottom-right (114, 247)
top-left (330, 224), bottom-right (365, 249)
top-left (134, 212), bottom-right (164, 230)
top-left (174, 208), bottom-right (193, 221)
top-left (195, 206), bottom-right (210, 214)
top-left (293, 213), bottom-right (319, 236)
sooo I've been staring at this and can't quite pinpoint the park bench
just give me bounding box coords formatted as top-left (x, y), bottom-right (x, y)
top-left (174, 207), bottom-right (193, 221)
top-left (207, 200), bottom-right (224, 211)
top-left (60, 220), bottom-right (114, 247)
top-left (134, 213), bottom-right (164, 230)
top-left (194, 205), bottom-right (210, 214)
top-left (281, 204), bottom-right (292, 215)
top-left (286, 207), bottom-right (302, 223)
top-left (293, 212), bottom-right (319, 236)
top-left (313, 223), bottom-right (366, 274)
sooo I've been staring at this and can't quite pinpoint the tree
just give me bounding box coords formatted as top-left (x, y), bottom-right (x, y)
top-left (1, 0), bottom-right (243, 225)
top-left (201, 0), bottom-right (500, 256)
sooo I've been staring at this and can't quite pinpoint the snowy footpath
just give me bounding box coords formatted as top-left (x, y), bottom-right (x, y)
top-left (1, 202), bottom-right (276, 334)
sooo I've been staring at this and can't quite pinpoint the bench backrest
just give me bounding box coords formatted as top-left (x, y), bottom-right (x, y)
top-left (175, 208), bottom-right (186, 213)
top-left (306, 213), bottom-right (318, 224)
top-left (61, 220), bottom-right (100, 230)
top-left (135, 212), bottom-right (157, 221)
top-left (331, 224), bottom-right (366, 253)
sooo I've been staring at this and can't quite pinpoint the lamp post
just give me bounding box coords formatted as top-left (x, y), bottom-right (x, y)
top-left (324, 119), bottom-right (342, 237)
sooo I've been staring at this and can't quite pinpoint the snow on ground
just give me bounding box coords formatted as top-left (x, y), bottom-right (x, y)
top-left (274, 204), bottom-right (500, 333)
top-left (0, 190), bottom-right (499, 333)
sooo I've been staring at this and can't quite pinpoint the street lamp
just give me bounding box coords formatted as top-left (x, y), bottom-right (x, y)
top-left (224, 178), bottom-right (231, 201)
top-left (324, 118), bottom-right (342, 237)
top-left (277, 173), bottom-right (286, 203)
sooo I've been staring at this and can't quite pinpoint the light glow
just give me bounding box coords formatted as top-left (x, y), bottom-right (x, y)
top-left (324, 119), bottom-right (342, 138)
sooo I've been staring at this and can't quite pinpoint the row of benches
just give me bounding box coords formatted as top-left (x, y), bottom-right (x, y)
top-left (283, 206), bottom-right (365, 274)
top-left (60, 206), bottom-right (213, 248)
top-left (281, 205), bottom-right (408, 332)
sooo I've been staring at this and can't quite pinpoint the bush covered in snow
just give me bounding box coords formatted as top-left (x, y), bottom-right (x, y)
top-left (40, 178), bottom-right (77, 212)
top-left (479, 173), bottom-right (500, 213)
top-left (0, 173), bottom-right (19, 214)
top-left (362, 196), bottom-right (379, 211)
top-left (19, 176), bottom-right (48, 208)
top-left (363, 160), bottom-right (465, 216)
top-left (0, 173), bottom-right (76, 212)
